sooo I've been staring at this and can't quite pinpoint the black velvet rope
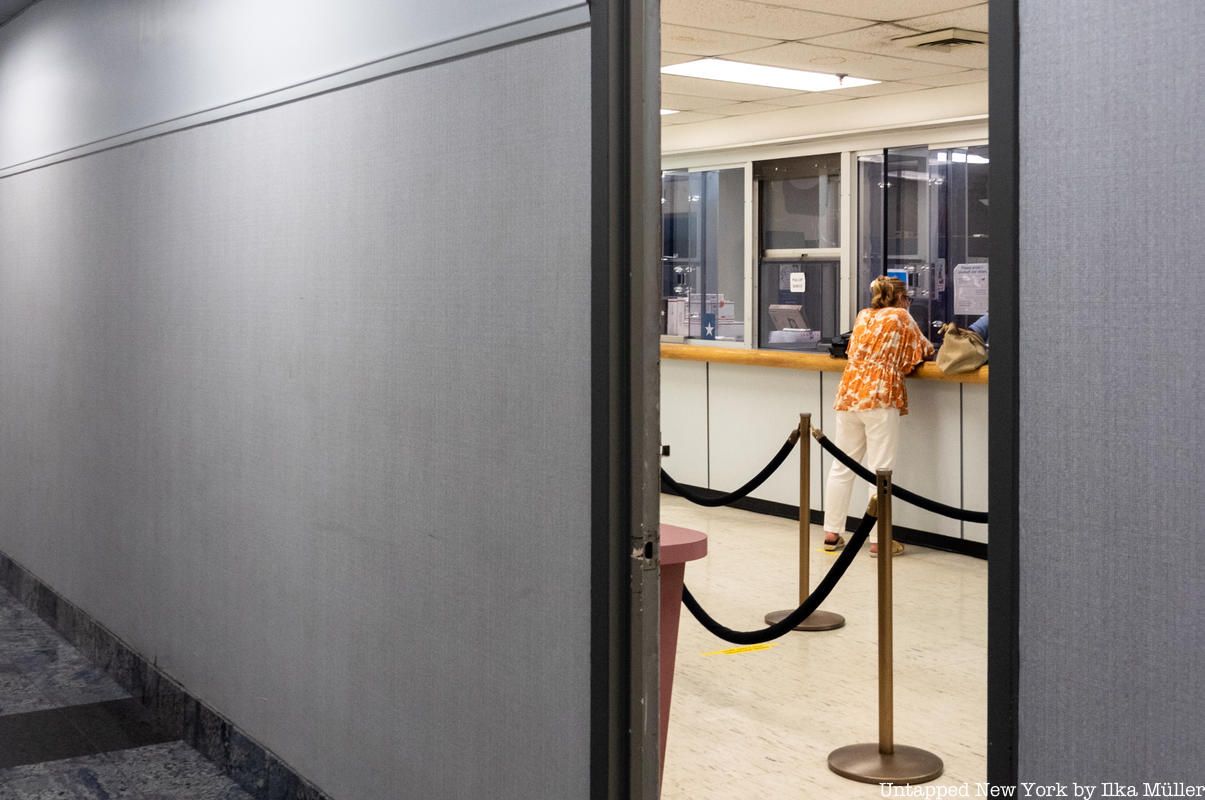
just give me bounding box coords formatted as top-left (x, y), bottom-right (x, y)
top-left (680, 513), bottom-right (874, 645)
top-left (661, 430), bottom-right (798, 508)
top-left (812, 429), bottom-right (990, 524)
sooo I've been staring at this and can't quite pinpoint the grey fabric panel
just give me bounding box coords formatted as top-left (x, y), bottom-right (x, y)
top-left (0, 0), bottom-right (586, 169)
top-left (0, 29), bottom-right (591, 800)
top-left (1018, 0), bottom-right (1205, 782)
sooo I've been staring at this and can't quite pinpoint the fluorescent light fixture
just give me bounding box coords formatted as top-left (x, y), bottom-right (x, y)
top-left (661, 58), bottom-right (878, 92)
top-left (660, 108), bottom-right (680, 116)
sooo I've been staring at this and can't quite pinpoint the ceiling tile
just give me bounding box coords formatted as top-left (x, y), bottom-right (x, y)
top-left (898, 3), bottom-right (989, 32)
top-left (699, 101), bottom-right (797, 116)
top-left (657, 1), bottom-right (992, 143)
top-left (662, 24), bottom-right (781, 56)
top-left (662, 0), bottom-right (868, 40)
top-left (727, 41), bottom-right (969, 81)
top-left (757, 0), bottom-right (977, 22)
top-left (907, 69), bottom-right (988, 87)
top-left (663, 51), bottom-right (699, 67)
top-left (766, 96), bottom-right (858, 114)
top-left (660, 92), bottom-right (738, 111)
top-left (661, 73), bottom-right (798, 102)
top-left (661, 110), bottom-right (728, 125)
top-left (757, 92), bottom-right (858, 108)
top-left (828, 79), bottom-right (933, 98)
top-left (803, 22), bottom-right (987, 70)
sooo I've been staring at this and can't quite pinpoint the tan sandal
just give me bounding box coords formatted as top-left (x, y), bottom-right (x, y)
top-left (823, 533), bottom-right (845, 552)
top-left (869, 541), bottom-right (905, 557)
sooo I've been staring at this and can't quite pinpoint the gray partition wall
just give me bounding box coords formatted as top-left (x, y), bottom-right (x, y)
top-left (0, 2), bottom-right (650, 798)
top-left (1014, 0), bottom-right (1205, 783)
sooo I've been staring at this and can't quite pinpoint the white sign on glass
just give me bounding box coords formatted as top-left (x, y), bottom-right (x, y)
top-left (953, 263), bottom-right (989, 315)
top-left (789, 272), bottom-right (806, 293)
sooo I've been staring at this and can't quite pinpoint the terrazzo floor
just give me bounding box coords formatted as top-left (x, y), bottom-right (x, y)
top-left (660, 494), bottom-right (988, 800)
top-left (0, 587), bottom-right (252, 799)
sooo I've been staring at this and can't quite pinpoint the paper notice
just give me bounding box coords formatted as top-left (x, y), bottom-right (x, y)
top-left (953, 263), bottom-right (989, 316)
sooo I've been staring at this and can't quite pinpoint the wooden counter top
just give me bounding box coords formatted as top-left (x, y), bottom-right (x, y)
top-left (660, 342), bottom-right (988, 384)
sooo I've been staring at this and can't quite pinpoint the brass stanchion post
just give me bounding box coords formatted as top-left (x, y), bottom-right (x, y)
top-left (764, 413), bottom-right (844, 631)
top-left (827, 468), bottom-right (942, 784)
top-left (878, 468), bottom-right (894, 754)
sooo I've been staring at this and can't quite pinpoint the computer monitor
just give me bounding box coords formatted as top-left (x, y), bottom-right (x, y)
top-left (768, 304), bottom-right (809, 330)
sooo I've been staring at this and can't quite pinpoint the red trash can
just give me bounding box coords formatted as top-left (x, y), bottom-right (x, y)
top-left (658, 524), bottom-right (708, 784)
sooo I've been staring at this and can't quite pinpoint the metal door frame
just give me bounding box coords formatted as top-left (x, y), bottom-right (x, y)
top-left (591, 1), bottom-right (661, 797)
top-left (592, 0), bottom-right (1026, 792)
top-left (987, 0), bottom-right (1020, 786)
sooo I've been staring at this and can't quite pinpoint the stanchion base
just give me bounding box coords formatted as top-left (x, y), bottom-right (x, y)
top-left (828, 743), bottom-right (943, 784)
top-left (763, 608), bottom-right (845, 631)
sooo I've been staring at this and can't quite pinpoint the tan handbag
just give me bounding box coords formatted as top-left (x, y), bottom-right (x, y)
top-left (936, 323), bottom-right (988, 374)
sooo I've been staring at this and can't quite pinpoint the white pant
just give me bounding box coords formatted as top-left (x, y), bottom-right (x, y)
top-left (823, 408), bottom-right (900, 543)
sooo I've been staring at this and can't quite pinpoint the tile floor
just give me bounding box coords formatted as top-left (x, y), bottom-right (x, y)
top-left (660, 494), bottom-right (988, 800)
top-left (0, 498), bottom-right (985, 800)
top-left (0, 587), bottom-right (252, 799)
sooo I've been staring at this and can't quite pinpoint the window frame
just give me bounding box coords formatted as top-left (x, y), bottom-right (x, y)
top-left (658, 161), bottom-right (753, 349)
top-left (660, 123), bottom-right (990, 350)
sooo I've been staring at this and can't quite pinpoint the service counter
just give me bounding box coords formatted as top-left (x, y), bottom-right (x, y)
top-left (660, 343), bottom-right (989, 552)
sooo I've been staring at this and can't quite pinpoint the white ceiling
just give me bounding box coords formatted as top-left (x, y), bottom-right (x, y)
top-left (661, 0), bottom-right (989, 140)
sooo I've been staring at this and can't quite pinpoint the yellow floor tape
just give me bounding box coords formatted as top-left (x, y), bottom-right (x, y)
top-left (702, 642), bottom-right (778, 656)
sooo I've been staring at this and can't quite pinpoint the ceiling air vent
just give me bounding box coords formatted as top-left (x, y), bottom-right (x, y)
top-left (892, 28), bottom-right (988, 52)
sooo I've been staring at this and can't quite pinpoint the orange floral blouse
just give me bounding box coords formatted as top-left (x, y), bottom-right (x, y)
top-left (833, 307), bottom-right (934, 416)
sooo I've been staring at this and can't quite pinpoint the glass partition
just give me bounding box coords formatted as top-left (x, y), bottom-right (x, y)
top-left (856, 153), bottom-right (884, 314)
top-left (755, 154), bottom-right (841, 253)
top-left (661, 167), bottom-right (746, 341)
top-left (940, 146), bottom-right (991, 329)
top-left (858, 144), bottom-right (990, 341)
top-left (887, 146), bottom-right (938, 337)
top-left (757, 258), bottom-right (840, 351)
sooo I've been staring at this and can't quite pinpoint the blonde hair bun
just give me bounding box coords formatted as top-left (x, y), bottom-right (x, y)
top-left (869, 276), bottom-right (908, 309)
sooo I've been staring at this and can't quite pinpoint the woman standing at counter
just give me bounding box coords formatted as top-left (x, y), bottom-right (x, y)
top-left (822, 277), bottom-right (934, 556)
